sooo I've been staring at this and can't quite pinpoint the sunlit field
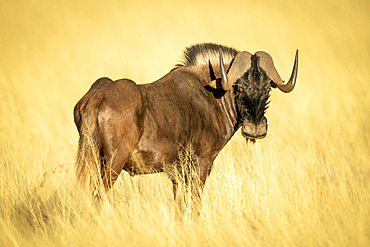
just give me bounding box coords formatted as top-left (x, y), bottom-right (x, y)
top-left (1, 0), bottom-right (369, 246)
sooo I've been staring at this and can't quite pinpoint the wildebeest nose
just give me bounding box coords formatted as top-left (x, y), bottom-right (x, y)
top-left (242, 119), bottom-right (267, 139)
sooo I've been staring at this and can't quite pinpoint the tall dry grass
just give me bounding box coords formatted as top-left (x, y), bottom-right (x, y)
top-left (1, 0), bottom-right (369, 246)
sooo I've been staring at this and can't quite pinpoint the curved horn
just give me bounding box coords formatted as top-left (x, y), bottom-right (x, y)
top-left (219, 49), bottom-right (229, 90)
top-left (256, 50), bottom-right (298, 93)
top-left (222, 51), bottom-right (252, 91)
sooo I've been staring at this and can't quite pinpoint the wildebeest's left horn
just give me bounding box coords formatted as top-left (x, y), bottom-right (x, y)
top-left (219, 49), bottom-right (229, 91)
top-left (256, 50), bottom-right (298, 93)
top-left (209, 50), bottom-right (252, 90)
top-left (222, 51), bottom-right (252, 91)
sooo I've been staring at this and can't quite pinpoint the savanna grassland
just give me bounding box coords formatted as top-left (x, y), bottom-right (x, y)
top-left (1, 0), bottom-right (369, 246)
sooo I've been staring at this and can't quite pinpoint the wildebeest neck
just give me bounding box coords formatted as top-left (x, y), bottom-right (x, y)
top-left (184, 63), bottom-right (239, 139)
top-left (217, 89), bottom-right (239, 136)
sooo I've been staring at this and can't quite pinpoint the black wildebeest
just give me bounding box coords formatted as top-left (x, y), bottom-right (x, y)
top-left (74, 43), bottom-right (298, 207)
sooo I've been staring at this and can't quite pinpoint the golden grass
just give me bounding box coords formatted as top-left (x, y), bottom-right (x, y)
top-left (1, 0), bottom-right (369, 246)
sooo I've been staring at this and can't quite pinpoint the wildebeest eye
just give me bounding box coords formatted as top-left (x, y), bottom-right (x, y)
top-left (234, 85), bottom-right (244, 93)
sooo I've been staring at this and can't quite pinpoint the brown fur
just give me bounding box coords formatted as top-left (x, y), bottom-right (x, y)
top-left (73, 45), bottom-right (238, 204)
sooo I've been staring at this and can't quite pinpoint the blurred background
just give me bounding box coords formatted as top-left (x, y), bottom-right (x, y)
top-left (0, 0), bottom-right (369, 246)
top-left (1, 0), bottom-right (369, 142)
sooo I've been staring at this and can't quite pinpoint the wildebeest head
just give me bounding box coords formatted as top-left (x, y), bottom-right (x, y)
top-left (210, 49), bottom-right (298, 140)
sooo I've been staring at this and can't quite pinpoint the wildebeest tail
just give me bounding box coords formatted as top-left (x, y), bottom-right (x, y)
top-left (74, 90), bottom-right (105, 195)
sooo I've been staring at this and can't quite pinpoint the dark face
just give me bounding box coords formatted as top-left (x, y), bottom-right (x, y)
top-left (233, 55), bottom-right (271, 140)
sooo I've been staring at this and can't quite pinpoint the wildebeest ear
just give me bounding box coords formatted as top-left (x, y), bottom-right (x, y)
top-left (223, 51), bottom-right (252, 90)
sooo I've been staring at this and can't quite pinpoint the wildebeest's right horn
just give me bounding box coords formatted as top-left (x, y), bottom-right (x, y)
top-left (222, 51), bottom-right (252, 91)
top-left (256, 50), bottom-right (298, 93)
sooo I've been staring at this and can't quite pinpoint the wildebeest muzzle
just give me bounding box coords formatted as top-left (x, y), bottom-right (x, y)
top-left (242, 117), bottom-right (267, 140)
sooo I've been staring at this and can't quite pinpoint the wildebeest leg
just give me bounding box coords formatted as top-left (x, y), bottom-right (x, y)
top-left (100, 149), bottom-right (128, 192)
top-left (99, 130), bottom-right (140, 193)
top-left (172, 181), bottom-right (185, 213)
top-left (172, 175), bottom-right (205, 217)
top-left (172, 159), bottom-right (212, 216)
top-left (188, 159), bottom-right (214, 216)
top-left (98, 112), bottom-right (142, 193)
